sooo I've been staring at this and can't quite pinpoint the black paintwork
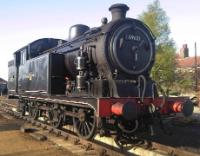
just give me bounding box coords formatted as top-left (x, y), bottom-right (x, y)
top-left (68, 24), bottom-right (90, 40)
top-left (18, 53), bottom-right (65, 95)
top-left (8, 4), bottom-right (157, 100)
top-left (51, 19), bottom-right (155, 97)
top-left (8, 38), bottom-right (66, 96)
top-left (8, 60), bottom-right (16, 95)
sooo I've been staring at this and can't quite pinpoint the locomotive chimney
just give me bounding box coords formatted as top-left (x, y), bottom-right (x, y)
top-left (109, 4), bottom-right (129, 21)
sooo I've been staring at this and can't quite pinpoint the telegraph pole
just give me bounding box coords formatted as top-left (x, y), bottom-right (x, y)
top-left (195, 42), bottom-right (198, 91)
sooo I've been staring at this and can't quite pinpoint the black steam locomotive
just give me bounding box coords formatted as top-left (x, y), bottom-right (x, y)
top-left (8, 4), bottom-right (193, 141)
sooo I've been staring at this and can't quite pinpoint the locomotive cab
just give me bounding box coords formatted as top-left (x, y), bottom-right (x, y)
top-left (8, 38), bottom-right (66, 97)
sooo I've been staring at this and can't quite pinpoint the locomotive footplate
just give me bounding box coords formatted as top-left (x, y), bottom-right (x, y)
top-left (19, 95), bottom-right (98, 111)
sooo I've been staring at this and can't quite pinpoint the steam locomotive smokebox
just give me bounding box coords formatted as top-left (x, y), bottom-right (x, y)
top-left (18, 53), bottom-right (65, 95)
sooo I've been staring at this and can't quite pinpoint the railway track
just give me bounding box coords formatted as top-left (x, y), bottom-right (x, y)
top-left (0, 98), bottom-right (135, 156)
top-left (0, 97), bottom-right (199, 156)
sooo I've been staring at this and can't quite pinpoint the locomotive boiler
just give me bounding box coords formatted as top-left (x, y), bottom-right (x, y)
top-left (8, 4), bottom-right (194, 141)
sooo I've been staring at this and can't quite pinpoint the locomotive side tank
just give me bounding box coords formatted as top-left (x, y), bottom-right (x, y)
top-left (8, 38), bottom-right (66, 96)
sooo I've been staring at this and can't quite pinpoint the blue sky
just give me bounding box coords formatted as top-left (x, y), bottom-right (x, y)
top-left (0, 0), bottom-right (199, 80)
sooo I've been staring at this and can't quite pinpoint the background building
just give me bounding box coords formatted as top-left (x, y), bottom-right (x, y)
top-left (0, 77), bottom-right (7, 95)
top-left (179, 44), bottom-right (189, 58)
top-left (176, 44), bottom-right (200, 91)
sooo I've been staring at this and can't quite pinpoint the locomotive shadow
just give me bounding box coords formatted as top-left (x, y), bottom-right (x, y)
top-left (142, 114), bottom-right (200, 154)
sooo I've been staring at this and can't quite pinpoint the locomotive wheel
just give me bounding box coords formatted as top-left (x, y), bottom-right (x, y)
top-left (49, 109), bottom-right (64, 128)
top-left (18, 99), bottom-right (26, 116)
top-left (31, 106), bottom-right (39, 120)
top-left (73, 108), bottom-right (96, 140)
top-left (20, 103), bottom-right (26, 116)
top-left (28, 103), bottom-right (39, 120)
